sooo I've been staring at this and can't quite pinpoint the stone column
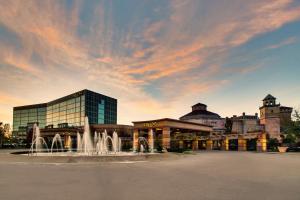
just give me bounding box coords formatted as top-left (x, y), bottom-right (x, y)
top-left (64, 135), bottom-right (71, 149)
top-left (192, 140), bottom-right (199, 151)
top-left (221, 137), bottom-right (229, 151)
top-left (148, 129), bottom-right (154, 153)
top-left (206, 139), bottom-right (213, 150)
top-left (257, 133), bottom-right (267, 152)
top-left (238, 136), bottom-right (247, 151)
top-left (261, 133), bottom-right (267, 152)
top-left (162, 127), bottom-right (171, 150)
top-left (179, 140), bottom-right (184, 149)
top-left (133, 129), bottom-right (139, 152)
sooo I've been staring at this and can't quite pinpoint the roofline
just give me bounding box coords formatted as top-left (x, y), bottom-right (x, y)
top-left (13, 89), bottom-right (117, 109)
top-left (179, 110), bottom-right (221, 119)
top-left (90, 124), bottom-right (133, 128)
top-left (84, 89), bottom-right (117, 101)
top-left (13, 103), bottom-right (47, 111)
top-left (262, 94), bottom-right (276, 101)
top-left (47, 89), bottom-right (117, 105)
top-left (132, 118), bottom-right (213, 127)
top-left (192, 103), bottom-right (207, 107)
top-left (280, 106), bottom-right (293, 109)
top-left (180, 113), bottom-right (221, 119)
top-left (259, 104), bottom-right (280, 109)
top-left (47, 89), bottom-right (86, 105)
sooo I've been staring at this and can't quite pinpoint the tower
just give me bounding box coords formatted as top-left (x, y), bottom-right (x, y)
top-left (259, 94), bottom-right (281, 139)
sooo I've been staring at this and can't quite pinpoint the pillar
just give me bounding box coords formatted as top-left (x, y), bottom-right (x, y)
top-left (148, 129), bottom-right (154, 153)
top-left (221, 137), bottom-right (229, 151)
top-left (133, 129), bottom-right (139, 152)
top-left (238, 136), bottom-right (247, 151)
top-left (64, 135), bottom-right (72, 149)
top-left (162, 127), bottom-right (171, 150)
top-left (179, 140), bottom-right (184, 149)
top-left (206, 139), bottom-right (213, 150)
top-left (192, 140), bottom-right (199, 151)
top-left (257, 133), bottom-right (267, 152)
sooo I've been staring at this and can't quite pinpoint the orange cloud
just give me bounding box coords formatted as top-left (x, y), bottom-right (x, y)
top-left (0, 92), bottom-right (27, 106)
top-left (0, 0), bottom-right (299, 125)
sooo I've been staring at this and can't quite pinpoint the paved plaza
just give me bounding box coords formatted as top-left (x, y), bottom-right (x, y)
top-left (0, 151), bottom-right (299, 200)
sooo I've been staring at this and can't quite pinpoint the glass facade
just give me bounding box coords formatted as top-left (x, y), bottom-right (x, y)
top-left (13, 104), bottom-right (47, 131)
top-left (46, 95), bottom-right (85, 128)
top-left (13, 90), bottom-right (117, 135)
top-left (85, 90), bottom-right (117, 124)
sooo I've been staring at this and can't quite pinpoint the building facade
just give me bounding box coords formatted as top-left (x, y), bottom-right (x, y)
top-left (13, 103), bottom-right (47, 141)
top-left (259, 94), bottom-right (292, 139)
top-left (132, 118), bottom-right (213, 152)
top-left (13, 90), bottom-right (117, 141)
top-left (231, 113), bottom-right (263, 135)
top-left (179, 103), bottom-right (226, 134)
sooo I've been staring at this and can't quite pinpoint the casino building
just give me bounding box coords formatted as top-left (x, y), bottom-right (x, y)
top-left (132, 118), bottom-right (213, 152)
top-left (179, 103), bottom-right (226, 134)
top-left (12, 91), bottom-right (293, 152)
top-left (13, 89), bottom-right (118, 144)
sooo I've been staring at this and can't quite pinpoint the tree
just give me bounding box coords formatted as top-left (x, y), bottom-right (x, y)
top-left (283, 109), bottom-right (300, 146)
top-left (3, 124), bottom-right (11, 138)
top-left (0, 122), bottom-right (4, 148)
top-left (225, 117), bottom-right (233, 134)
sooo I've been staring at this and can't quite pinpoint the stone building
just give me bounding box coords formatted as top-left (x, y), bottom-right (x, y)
top-left (179, 103), bottom-right (226, 134)
top-left (231, 113), bottom-right (263, 135)
top-left (259, 94), bottom-right (293, 139)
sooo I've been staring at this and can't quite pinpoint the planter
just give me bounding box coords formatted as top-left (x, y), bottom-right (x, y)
top-left (278, 147), bottom-right (288, 153)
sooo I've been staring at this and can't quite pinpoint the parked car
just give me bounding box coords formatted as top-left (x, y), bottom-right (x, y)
top-left (286, 146), bottom-right (300, 152)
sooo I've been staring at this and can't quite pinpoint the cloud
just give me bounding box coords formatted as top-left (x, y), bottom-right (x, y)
top-left (265, 37), bottom-right (298, 50)
top-left (0, 92), bottom-right (27, 106)
top-left (0, 0), bottom-right (299, 124)
top-left (119, 0), bottom-right (300, 84)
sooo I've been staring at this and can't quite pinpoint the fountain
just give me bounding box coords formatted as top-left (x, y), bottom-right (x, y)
top-left (77, 132), bottom-right (82, 153)
top-left (29, 124), bottom-right (49, 155)
top-left (138, 137), bottom-right (150, 153)
top-left (25, 116), bottom-right (156, 157)
top-left (93, 130), bottom-right (122, 155)
top-left (82, 117), bottom-right (93, 155)
top-left (51, 133), bottom-right (64, 153)
top-left (140, 144), bottom-right (145, 153)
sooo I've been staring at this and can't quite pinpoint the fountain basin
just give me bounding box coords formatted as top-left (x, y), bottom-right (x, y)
top-left (10, 151), bottom-right (169, 163)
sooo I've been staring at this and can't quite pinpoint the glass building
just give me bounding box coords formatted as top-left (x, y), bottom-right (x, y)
top-left (13, 90), bottom-right (117, 139)
top-left (13, 104), bottom-right (47, 140)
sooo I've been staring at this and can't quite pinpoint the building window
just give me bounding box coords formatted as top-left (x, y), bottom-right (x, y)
top-left (98, 101), bottom-right (105, 124)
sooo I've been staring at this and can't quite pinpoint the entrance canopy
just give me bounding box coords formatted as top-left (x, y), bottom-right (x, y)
top-left (132, 118), bottom-right (213, 151)
top-left (132, 118), bottom-right (213, 133)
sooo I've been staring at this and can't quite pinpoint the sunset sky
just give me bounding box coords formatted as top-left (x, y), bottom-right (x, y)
top-left (0, 0), bottom-right (300, 125)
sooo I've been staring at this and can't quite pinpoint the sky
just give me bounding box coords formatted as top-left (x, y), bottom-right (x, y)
top-left (0, 0), bottom-right (300, 125)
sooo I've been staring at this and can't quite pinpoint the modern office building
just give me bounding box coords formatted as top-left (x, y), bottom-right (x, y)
top-left (13, 103), bottom-right (47, 140)
top-left (13, 89), bottom-right (117, 141)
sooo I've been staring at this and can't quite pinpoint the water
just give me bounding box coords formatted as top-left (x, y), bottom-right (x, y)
top-left (93, 130), bottom-right (122, 155)
top-left (138, 137), bottom-right (150, 153)
top-left (77, 132), bottom-right (82, 152)
top-left (51, 133), bottom-right (63, 153)
top-left (28, 116), bottom-right (155, 156)
top-left (29, 124), bottom-right (49, 155)
top-left (82, 117), bottom-right (93, 155)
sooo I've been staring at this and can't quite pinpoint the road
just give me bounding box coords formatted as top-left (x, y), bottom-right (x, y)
top-left (0, 151), bottom-right (299, 200)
